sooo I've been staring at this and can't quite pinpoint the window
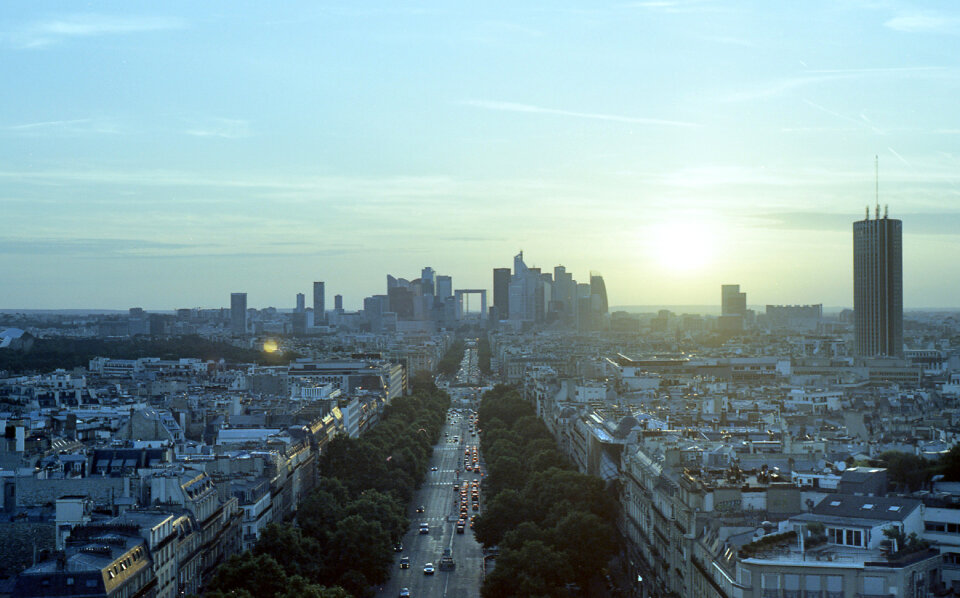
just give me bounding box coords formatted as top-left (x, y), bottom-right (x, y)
top-left (826, 576), bottom-right (842, 592)
top-left (864, 576), bottom-right (884, 595)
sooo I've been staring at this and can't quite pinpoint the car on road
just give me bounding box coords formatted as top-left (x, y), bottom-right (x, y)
top-left (423, 563), bottom-right (435, 575)
top-left (416, 505), bottom-right (425, 513)
top-left (399, 588), bottom-right (411, 598)
top-left (400, 557), bottom-right (410, 569)
top-left (430, 466), bottom-right (438, 471)
top-left (394, 542), bottom-right (403, 552)
top-left (419, 523), bottom-right (429, 534)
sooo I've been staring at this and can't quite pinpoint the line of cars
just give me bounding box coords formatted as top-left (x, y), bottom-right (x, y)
top-left (394, 409), bottom-right (482, 597)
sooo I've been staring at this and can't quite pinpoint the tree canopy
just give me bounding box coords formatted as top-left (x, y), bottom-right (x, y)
top-left (474, 386), bottom-right (620, 598)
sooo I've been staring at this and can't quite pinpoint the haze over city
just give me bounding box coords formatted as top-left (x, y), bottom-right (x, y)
top-left (3, 1), bottom-right (960, 309)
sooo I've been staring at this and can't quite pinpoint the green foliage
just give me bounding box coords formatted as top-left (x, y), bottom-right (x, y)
top-left (211, 376), bottom-right (450, 597)
top-left (478, 337), bottom-right (492, 375)
top-left (872, 451), bottom-right (935, 492)
top-left (205, 552), bottom-right (346, 598)
top-left (882, 527), bottom-right (932, 559)
top-left (738, 531), bottom-right (797, 558)
top-left (436, 338), bottom-right (465, 375)
top-left (936, 443), bottom-right (960, 482)
top-left (0, 334), bottom-right (295, 374)
top-left (475, 385), bottom-right (620, 597)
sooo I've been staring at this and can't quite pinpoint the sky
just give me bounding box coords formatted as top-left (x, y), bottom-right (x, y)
top-left (2, 1), bottom-right (960, 310)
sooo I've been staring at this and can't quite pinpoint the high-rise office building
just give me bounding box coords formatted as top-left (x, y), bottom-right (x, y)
top-left (436, 275), bottom-right (452, 300)
top-left (721, 284), bottom-right (747, 315)
top-left (854, 206), bottom-right (903, 357)
top-left (230, 292), bottom-right (247, 335)
top-left (421, 267), bottom-right (435, 296)
top-left (334, 294), bottom-right (343, 311)
top-left (493, 268), bottom-right (511, 320)
top-left (720, 284), bottom-right (747, 333)
top-left (295, 293), bottom-right (305, 313)
top-left (313, 281), bottom-right (325, 324)
top-left (590, 272), bottom-right (608, 315)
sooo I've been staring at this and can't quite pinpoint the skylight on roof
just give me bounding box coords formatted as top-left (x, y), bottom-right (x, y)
top-left (888, 505), bottom-right (901, 512)
top-left (862, 504), bottom-right (874, 509)
top-left (830, 500), bottom-right (841, 506)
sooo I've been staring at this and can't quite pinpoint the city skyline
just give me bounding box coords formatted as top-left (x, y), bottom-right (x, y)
top-left (3, 2), bottom-right (960, 309)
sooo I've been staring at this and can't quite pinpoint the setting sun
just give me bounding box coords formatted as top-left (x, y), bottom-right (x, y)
top-left (647, 219), bottom-right (716, 273)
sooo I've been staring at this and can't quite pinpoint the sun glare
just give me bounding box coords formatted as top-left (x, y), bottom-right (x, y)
top-left (263, 340), bottom-right (279, 353)
top-left (647, 219), bottom-right (715, 273)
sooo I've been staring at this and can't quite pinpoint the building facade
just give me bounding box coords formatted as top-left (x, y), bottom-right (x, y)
top-left (853, 210), bottom-right (903, 358)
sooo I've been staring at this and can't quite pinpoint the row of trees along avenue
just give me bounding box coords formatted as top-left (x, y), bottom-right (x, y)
top-left (435, 338), bottom-right (465, 376)
top-left (204, 372), bottom-right (450, 598)
top-left (473, 385), bottom-right (620, 598)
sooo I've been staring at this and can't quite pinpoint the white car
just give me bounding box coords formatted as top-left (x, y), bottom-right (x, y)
top-left (423, 563), bottom-right (435, 575)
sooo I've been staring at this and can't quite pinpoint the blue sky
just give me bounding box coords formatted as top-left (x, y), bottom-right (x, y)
top-left (2, 1), bottom-right (960, 309)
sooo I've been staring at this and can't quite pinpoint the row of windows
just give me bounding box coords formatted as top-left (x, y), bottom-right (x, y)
top-left (925, 521), bottom-right (960, 534)
top-left (827, 527), bottom-right (864, 548)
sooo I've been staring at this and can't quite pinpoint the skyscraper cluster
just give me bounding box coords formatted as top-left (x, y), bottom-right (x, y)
top-left (493, 252), bottom-right (608, 331)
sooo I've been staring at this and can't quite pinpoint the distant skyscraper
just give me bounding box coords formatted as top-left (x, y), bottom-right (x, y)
top-left (721, 284), bottom-right (747, 315)
top-left (421, 267), bottom-right (435, 296)
top-left (436, 275), bottom-right (452, 300)
top-left (719, 284), bottom-right (747, 333)
top-left (296, 293), bottom-right (305, 313)
top-left (313, 281), bottom-right (325, 324)
top-left (854, 206), bottom-right (903, 357)
top-left (493, 268), bottom-right (511, 319)
top-left (230, 292), bottom-right (247, 335)
top-left (334, 294), bottom-right (343, 311)
top-left (590, 272), bottom-right (608, 315)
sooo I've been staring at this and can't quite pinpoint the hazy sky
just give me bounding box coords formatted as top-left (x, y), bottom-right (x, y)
top-left (3, 1), bottom-right (960, 310)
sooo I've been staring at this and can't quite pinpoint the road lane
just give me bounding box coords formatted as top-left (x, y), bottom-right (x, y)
top-left (377, 409), bottom-right (484, 598)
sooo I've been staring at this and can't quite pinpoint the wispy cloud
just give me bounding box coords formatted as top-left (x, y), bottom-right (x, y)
top-left (3, 118), bottom-right (124, 136)
top-left (621, 0), bottom-right (728, 14)
top-left (803, 99), bottom-right (884, 134)
top-left (722, 66), bottom-right (952, 102)
top-left (461, 99), bottom-right (697, 127)
top-left (888, 146), bottom-right (911, 166)
top-left (184, 118), bottom-right (251, 139)
top-left (4, 14), bottom-right (185, 49)
top-left (885, 12), bottom-right (960, 33)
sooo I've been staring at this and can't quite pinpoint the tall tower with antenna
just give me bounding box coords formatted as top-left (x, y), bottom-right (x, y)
top-left (853, 157), bottom-right (903, 358)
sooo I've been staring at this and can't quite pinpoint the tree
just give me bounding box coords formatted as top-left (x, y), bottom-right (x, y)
top-left (254, 524), bottom-right (326, 582)
top-left (482, 540), bottom-right (566, 598)
top-left (344, 490), bottom-right (408, 542)
top-left (551, 511), bottom-right (617, 585)
top-left (474, 489), bottom-right (530, 547)
top-left (937, 443), bottom-right (960, 482)
top-left (874, 451), bottom-right (932, 491)
top-left (206, 552), bottom-right (291, 598)
top-left (327, 515), bottom-right (392, 585)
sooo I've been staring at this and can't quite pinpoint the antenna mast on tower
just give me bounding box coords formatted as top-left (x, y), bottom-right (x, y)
top-left (875, 155), bottom-right (879, 219)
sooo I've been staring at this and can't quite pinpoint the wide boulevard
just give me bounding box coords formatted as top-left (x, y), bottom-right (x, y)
top-left (375, 407), bottom-right (486, 598)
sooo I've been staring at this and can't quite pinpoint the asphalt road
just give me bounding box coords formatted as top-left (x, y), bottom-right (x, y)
top-left (376, 410), bottom-right (486, 598)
